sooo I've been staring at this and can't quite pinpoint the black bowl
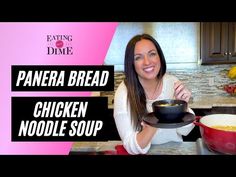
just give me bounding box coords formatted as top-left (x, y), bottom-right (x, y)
top-left (152, 99), bottom-right (187, 123)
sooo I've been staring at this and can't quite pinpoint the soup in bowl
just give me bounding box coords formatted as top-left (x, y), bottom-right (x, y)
top-left (152, 99), bottom-right (187, 123)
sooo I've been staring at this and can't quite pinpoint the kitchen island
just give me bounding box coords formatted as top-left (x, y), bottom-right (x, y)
top-left (70, 138), bottom-right (219, 155)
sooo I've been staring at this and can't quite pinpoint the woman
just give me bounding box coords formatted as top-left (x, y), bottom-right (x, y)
top-left (113, 34), bottom-right (194, 155)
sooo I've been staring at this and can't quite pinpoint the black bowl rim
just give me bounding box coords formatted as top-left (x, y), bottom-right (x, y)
top-left (152, 99), bottom-right (187, 108)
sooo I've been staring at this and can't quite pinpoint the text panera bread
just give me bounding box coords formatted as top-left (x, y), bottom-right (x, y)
top-left (16, 70), bottom-right (109, 87)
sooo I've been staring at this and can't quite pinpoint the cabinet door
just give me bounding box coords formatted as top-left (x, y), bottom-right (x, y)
top-left (228, 22), bottom-right (236, 61)
top-left (201, 22), bottom-right (228, 64)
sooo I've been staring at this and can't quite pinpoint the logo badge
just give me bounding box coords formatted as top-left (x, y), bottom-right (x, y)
top-left (47, 35), bottom-right (73, 55)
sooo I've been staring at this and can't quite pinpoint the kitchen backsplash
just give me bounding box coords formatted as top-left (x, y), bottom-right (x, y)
top-left (101, 64), bottom-right (236, 107)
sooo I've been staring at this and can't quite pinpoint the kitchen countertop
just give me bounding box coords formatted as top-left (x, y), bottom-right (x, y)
top-left (190, 96), bottom-right (236, 109)
top-left (70, 138), bottom-right (219, 155)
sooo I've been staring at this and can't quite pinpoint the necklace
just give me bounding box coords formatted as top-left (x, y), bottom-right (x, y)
top-left (145, 80), bottom-right (160, 100)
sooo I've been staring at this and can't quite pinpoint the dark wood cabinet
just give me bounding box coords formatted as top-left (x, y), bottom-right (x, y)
top-left (201, 22), bottom-right (236, 64)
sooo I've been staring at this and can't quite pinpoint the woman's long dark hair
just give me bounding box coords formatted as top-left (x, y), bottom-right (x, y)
top-left (124, 34), bottom-right (166, 130)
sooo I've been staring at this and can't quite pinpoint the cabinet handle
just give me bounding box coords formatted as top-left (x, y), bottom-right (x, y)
top-left (224, 52), bottom-right (228, 55)
top-left (229, 52), bottom-right (232, 55)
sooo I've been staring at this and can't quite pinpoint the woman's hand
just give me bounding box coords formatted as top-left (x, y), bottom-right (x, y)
top-left (174, 81), bottom-right (191, 103)
top-left (136, 121), bottom-right (157, 149)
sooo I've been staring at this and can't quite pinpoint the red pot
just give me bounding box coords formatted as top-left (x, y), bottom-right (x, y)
top-left (194, 114), bottom-right (236, 155)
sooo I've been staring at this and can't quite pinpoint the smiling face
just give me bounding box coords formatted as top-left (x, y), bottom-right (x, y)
top-left (134, 39), bottom-right (161, 83)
